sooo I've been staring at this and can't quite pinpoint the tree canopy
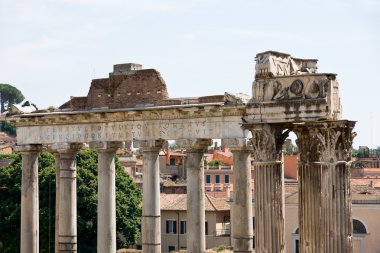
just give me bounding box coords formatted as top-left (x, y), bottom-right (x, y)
top-left (0, 149), bottom-right (142, 253)
top-left (0, 83), bottom-right (25, 113)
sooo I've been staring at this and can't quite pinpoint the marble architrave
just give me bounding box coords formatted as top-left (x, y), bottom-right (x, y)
top-left (15, 116), bottom-right (246, 145)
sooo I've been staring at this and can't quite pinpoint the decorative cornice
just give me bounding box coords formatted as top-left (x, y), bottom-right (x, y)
top-left (7, 104), bottom-right (246, 127)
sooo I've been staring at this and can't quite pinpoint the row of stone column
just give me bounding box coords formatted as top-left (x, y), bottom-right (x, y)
top-left (17, 137), bottom-right (255, 253)
top-left (17, 120), bottom-right (355, 253)
top-left (17, 141), bottom-right (122, 253)
top-left (248, 121), bottom-right (355, 253)
top-left (137, 138), bottom-right (255, 253)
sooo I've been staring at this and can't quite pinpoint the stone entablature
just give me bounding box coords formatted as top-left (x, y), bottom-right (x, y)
top-left (248, 73), bottom-right (341, 123)
top-left (10, 104), bottom-right (247, 145)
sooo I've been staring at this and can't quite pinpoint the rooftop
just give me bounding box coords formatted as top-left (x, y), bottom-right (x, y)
top-left (160, 193), bottom-right (230, 211)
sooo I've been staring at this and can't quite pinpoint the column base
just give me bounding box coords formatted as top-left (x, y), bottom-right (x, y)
top-left (233, 236), bottom-right (254, 253)
top-left (58, 235), bottom-right (77, 252)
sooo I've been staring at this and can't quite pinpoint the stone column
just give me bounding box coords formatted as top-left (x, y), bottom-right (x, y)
top-left (135, 139), bottom-right (164, 253)
top-left (178, 138), bottom-right (212, 253)
top-left (52, 143), bottom-right (83, 253)
top-left (295, 121), bottom-right (356, 253)
top-left (90, 141), bottom-right (124, 253)
top-left (222, 138), bottom-right (253, 253)
top-left (15, 145), bottom-right (42, 253)
top-left (250, 124), bottom-right (288, 253)
top-left (54, 152), bottom-right (61, 253)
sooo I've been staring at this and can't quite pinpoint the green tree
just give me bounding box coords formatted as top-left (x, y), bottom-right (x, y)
top-left (0, 83), bottom-right (25, 113)
top-left (1, 121), bottom-right (17, 135)
top-left (0, 149), bottom-right (142, 253)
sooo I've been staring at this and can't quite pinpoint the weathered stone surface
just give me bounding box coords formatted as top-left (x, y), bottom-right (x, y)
top-left (182, 139), bottom-right (211, 253)
top-left (19, 145), bottom-right (42, 253)
top-left (15, 115), bottom-right (246, 145)
top-left (249, 124), bottom-right (287, 253)
top-left (60, 67), bottom-right (169, 110)
top-left (247, 74), bottom-right (341, 123)
top-left (295, 121), bottom-right (356, 253)
top-left (255, 51), bottom-right (318, 79)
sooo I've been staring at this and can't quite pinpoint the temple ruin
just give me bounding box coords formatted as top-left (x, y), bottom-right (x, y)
top-left (8, 51), bottom-right (355, 253)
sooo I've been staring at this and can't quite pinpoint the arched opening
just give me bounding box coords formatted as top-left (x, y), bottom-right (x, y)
top-left (352, 218), bottom-right (368, 253)
top-left (293, 219), bottom-right (369, 253)
top-left (292, 227), bottom-right (299, 253)
top-left (353, 219), bottom-right (367, 234)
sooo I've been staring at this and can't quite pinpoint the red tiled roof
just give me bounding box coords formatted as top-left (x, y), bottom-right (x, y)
top-left (160, 193), bottom-right (230, 211)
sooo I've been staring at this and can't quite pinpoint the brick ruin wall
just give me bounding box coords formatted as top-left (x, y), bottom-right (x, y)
top-left (60, 69), bottom-right (171, 110)
top-left (85, 69), bottom-right (169, 109)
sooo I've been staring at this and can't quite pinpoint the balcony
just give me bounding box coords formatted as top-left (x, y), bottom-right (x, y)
top-left (215, 228), bottom-right (231, 236)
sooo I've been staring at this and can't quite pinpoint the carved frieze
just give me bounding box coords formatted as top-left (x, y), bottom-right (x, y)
top-left (252, 76), bottom-right (333, 102)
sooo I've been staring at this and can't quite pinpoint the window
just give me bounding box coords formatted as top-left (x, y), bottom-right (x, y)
top-left (353, 219), bottom-right (367, 234)
top-left (293, 228), bottom-right (299, 253)
top-left (180, 220), bottom-right (187, 234)
top-left (224, 175), bottom-right (230, 184)
top-left (215, 175), bottom-right (220, 184)
top-left (206, 175), bottom-right (211, 184)
top-left (205, 221), bottom-right (209, 235)
top-left (168, 246), bottom-right (175, 252)
top-left (252, 217), bottom-right (255, 230)
top-left (170, 158), bottom-right (176, 165)
top-left (166, 220), bottom-right (177, 234)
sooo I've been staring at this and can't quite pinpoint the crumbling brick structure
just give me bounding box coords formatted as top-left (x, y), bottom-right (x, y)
top-left (60, 64), bottom-right (170, 110)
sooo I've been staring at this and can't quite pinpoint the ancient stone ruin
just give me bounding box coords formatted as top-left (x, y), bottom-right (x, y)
top-left (8, 51), bottom-right (355, 253)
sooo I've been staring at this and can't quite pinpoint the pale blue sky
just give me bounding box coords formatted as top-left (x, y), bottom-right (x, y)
top-left (0, 0), bottom-right (379, 148)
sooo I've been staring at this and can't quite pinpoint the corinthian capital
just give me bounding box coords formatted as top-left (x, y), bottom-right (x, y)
top-left (295, 121), bottom-right (356, 163)
top-left (249, 124), bottom-right (289, 161)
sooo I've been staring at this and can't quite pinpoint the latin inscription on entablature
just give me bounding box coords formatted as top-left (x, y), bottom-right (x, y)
top-left (17, 117), bottom-right (244, 145)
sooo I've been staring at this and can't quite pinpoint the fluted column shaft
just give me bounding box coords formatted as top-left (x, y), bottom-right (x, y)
top-left (53, 143), bottom-right (82, 253)
top-left (249, 124), bottom-right (287, 253)
top-left (92, 141), bottom-right (123, 253)
top-left (16, 145), bottom-right (42, 253)
top-left (296, 121), bottom-right (355, 253)
top-left (223, 138), bottom-right (253, 253)
top-left (136, 140), bottom-right (164, 253)
top-left (254, 161), bottom-right (285, 253)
